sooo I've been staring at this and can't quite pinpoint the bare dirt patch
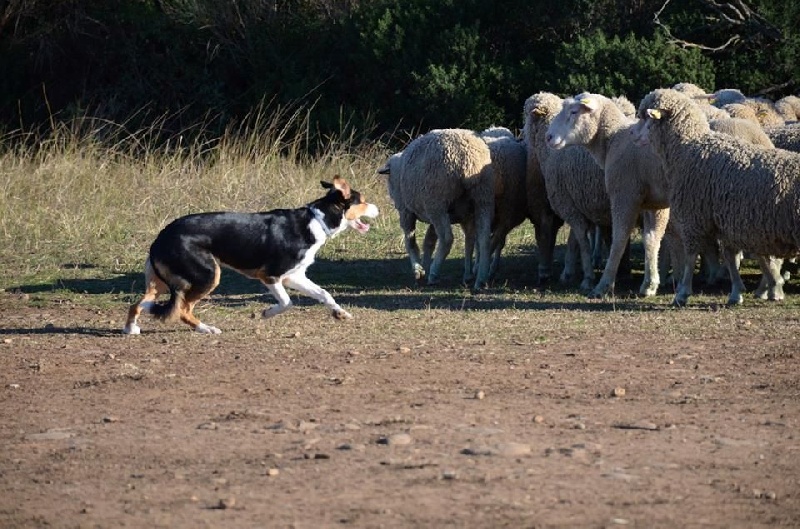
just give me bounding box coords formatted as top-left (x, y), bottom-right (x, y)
top-left (1, 281), bottom-right (799, 528)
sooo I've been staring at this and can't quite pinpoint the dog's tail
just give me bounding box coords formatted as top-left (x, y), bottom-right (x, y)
top-left (146, 255), bottom-right (185, 322)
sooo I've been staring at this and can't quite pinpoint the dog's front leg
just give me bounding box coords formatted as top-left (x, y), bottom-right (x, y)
top-left (262, 282), bottom-right (293, 319)
top-left (284, 274), bottom-right (352, 320)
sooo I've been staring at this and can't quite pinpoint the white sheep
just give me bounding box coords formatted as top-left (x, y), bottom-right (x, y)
top-left (523, 92), bottom-right (617, 290)
top-left (706, 88), bottom-right (786, 127)
top-left (522, 110), bottom-right (567, 285)
top-left (378, 128), bottom-right (494, 290)
top-left (660, 115), bottom-right (782, 296)
top-left (765, 124), bottom-right (800, 153)
top-left (478, 126), bottom-right (530, 279)
top-left (634, 88), bottom-right (800, 306)
top-left (545, 92), bottom-right (671, 299)
top-left (424, 126), bottom-right (530, 281)
top-left (775, 95), bottom-right (800, 122)
top-left (672, 83), bottom-right (730, 120)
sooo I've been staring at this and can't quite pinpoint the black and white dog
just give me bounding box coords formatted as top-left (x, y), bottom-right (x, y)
top-left (123, 176), bottom-right (379, 334)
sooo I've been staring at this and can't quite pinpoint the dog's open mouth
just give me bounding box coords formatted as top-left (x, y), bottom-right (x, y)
top-left (347, 203), bottom-right (379, 234)
top-left (350, 218), bottom-right (371, 234)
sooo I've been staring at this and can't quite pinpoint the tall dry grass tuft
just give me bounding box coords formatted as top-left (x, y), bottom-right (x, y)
top-left (0, 103), bottom-right (399, 289)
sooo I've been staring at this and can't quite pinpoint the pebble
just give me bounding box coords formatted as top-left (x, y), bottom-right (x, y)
top-left (102, 416), bottom-right (120, 423)
top-left (266, 468), bottom-right (279, 477)
top-left (216, 497), bottom-right (236, 509)
top-left (613, 387), bottom-right (626, 397)
top-left (613, 421), bottom-right (659, 431)
top-left (2, 338), bottom-right (12, 344)
top-left (441, 470), bottom-right (458, 480)
top-left (197, 422), bottom-right (218, 430)
top-left (494, 442), bottom-right (532, 457)
top-left (378, 433), bottom-right (412, 446)
top-left (475, 390), bottom-right (485, 400)
top-left (533, 415), bottom-right (545, 424)
top-left (26, 429), bottom-right (74, 441)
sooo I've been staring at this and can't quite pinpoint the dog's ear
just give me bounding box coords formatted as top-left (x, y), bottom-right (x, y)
top-left (331, 175), bottom-right (351, 199)
top-left (320, 180), bottom-right (333, 190)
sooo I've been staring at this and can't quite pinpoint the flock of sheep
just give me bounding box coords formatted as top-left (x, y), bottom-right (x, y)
top-left (377, 83), bottom-right (800, 306)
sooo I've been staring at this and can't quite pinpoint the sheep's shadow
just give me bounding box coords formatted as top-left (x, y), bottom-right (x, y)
top-left (8, 253), bottom-right (792, 316)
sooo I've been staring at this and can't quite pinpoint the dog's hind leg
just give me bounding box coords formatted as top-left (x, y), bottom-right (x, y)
top-left (123, 258), bottom-right (169, 335)
top-left (179, 258), bottom-right (222, 334)
top-left (284, 273), bottom-right (352, 320)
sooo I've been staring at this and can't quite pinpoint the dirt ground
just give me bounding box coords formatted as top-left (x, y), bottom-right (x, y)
top-left (1, 281), bottom-right (799, 529)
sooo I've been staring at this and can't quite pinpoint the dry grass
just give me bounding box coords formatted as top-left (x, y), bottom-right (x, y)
top-left (0, 106), bottom-right (405, 288)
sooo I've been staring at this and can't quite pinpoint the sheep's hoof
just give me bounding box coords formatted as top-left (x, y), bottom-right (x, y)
top-left (768, 287), bottom-right (785, 301)
top-left (726, 295), bottom-right (743, 306)
top-left (587, 288), bottom-right (610, 300)
top-left (671, 296), bottom-right (688, 308)
top-left (639, 284), bottom-right (659, 297)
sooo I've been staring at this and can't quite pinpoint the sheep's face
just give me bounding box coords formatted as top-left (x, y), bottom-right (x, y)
top-left (523, 93), bottom-right (563, 141)
top-left (630, 108), bottom-right (663, 148)
top-left (545, 93), bottom-right (602, 150)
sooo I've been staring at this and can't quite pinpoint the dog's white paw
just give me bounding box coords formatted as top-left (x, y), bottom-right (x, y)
top-left (332, 309), bottom-right (352, 320)
top-left (123, 323), bottom-right (141, 335)
top-left (195, 323), bottom-right (222, 334)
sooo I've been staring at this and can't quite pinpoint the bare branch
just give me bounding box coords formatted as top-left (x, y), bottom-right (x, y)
top-left (653, 0), bottom-right (782, 54)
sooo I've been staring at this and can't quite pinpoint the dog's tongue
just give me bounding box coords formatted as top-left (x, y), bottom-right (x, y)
top-left (353, 219), bottom-right (370, 234)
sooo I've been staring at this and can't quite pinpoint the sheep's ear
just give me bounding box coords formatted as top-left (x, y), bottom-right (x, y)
top-left (377, 163), bottom-right (390, 175)
top-left (578, 96), bottom-right (600, 112)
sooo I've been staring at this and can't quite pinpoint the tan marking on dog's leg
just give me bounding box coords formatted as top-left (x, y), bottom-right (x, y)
top-left (123, 259), bottom-right (169, 335)
top-left (181, 262), bottom-right (222, 334)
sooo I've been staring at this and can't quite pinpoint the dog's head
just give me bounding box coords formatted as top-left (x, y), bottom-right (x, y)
top-left (320, 175), bottom-right (379, 234)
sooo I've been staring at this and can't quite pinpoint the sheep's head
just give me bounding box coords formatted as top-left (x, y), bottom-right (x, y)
top-left (634, 88), bottom-right (710, 148)
top-left (711, 88), bottom-right (746, 107)
top-left (523, 93), bottom-right (562, 126)
top-left (377, 152), bottom-right (403, 177)
top-left (545, 92), bottom-right (604, 150)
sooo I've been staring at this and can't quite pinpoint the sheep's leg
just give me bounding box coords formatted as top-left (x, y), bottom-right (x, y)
top-left (562, 222), bottom-right (595, 291)
top-left (660, 224), bottom-right (685, 287)
top-left (560, 231), bottom-right (581, 285)
top-left (639, 209), bottom-right (668, 297)
top-left (533, 212), bottom-right (561, 285)
top-left (422, 224), bottom-right (437, 275)
top-left (461, 221), bottom-right (476, 286)
top-left (753, 255), bottom-right (784, 301)
top-left (470, 200), bottom-right (493, 290)
top-left (723, 246), bottom-right (746, 305)
top-left (591, 226), bottom-right (605, 269)
top-left (399, 211), bottom-right (425, 282)
top-left (673, 250), bottom-right (697, 307)
top-left (589, 202), bottom-right (638, 299)
top-left (428, 214), bottom-right (454, 286)
top-left (487, 225), bottom-right (509, 281)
